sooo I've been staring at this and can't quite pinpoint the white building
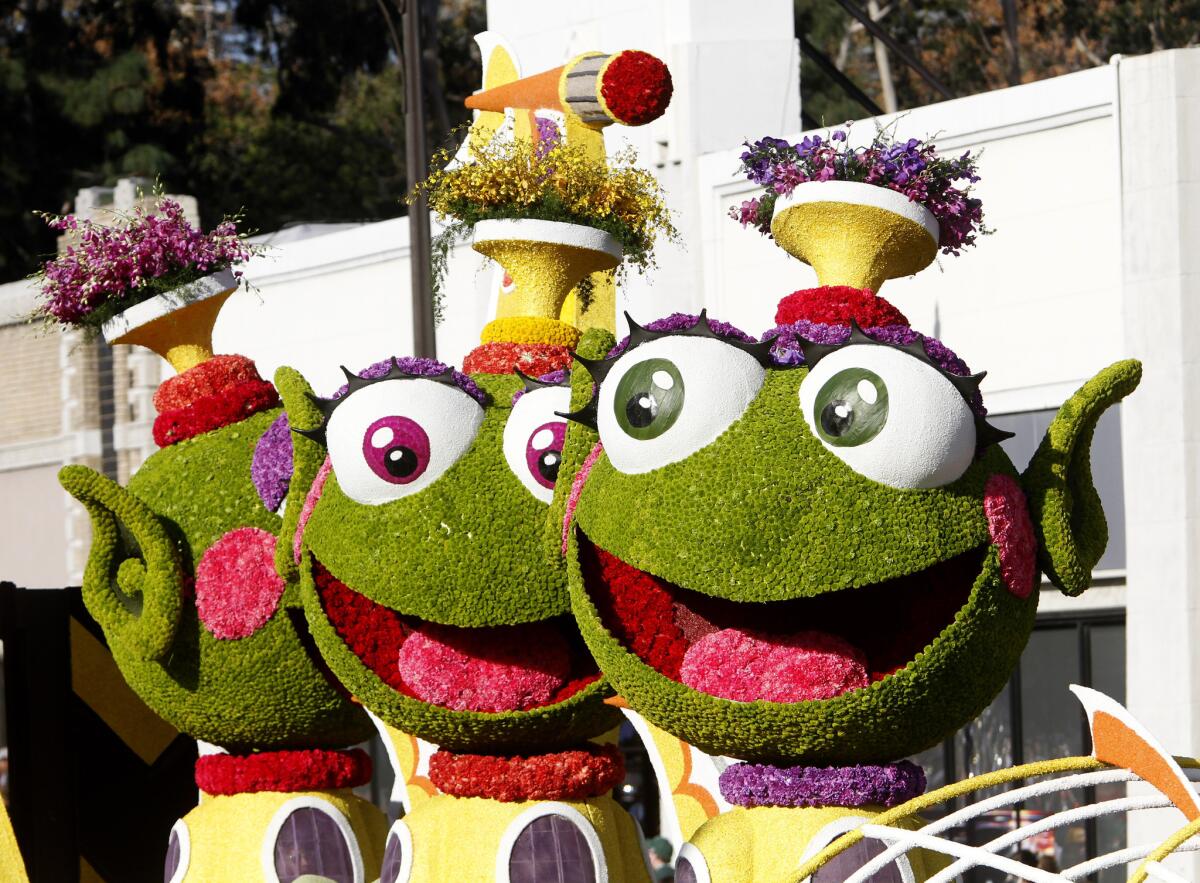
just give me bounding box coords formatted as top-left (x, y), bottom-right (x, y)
top-left (2, 0), bottom-right (1198, 874)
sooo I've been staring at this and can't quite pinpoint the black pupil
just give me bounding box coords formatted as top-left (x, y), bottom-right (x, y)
top-left (820, 400), bottom-right (854, 437)
top-left (384, 446), bottom-right (419, 478)
top-left (625, 392), bottom-right (658, 428)
top-left (537, 450), bottom-right (561, 483)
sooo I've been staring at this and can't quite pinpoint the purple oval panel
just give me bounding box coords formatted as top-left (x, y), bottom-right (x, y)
top-left (811, 839), bottom-right (905, 883)
top-left (273, 806), bottom-right (355, 883)
top-left (508, 814), bottom-right (597, 883)
top-left (674, 855), bottom-right (699, 883)
top-left (163, 826), bottom-right (181, 882)
top-left (380, 829), bottom-right (404, 883)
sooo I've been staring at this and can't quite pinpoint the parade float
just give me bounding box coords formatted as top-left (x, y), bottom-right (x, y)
top-left (23, 31), bottom-right (1200, 883)
top-left (555, 125), bottom-right (1145, 881)
top-left (38, 198), bottom-right (386, 882)
top-left (264, 41), bottom-right (679, 883)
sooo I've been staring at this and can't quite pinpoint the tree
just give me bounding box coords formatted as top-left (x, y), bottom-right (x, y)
top-left (795, 0), bottom-right (1200, 128)
top-left (0, 0), bottom-right (484, 283)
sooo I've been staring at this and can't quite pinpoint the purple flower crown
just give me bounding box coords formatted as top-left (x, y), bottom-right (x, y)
top-left (730, 126), bottom-right (986, 255)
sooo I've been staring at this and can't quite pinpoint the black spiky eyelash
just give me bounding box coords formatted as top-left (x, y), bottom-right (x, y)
top-left (800, 320), bottom-right (1014, 450)
top-left (560, 312), bottom-right (1014, 450)
top-left (514, 368), bottom-right (571, 394)
top-left (293, 358), bottom-right (477, 447)
top-left (557, 310), bottom-right (778, 429)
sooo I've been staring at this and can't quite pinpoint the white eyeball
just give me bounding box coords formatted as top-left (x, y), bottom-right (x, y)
top-left (798, 343), bottom-right (977, 489)
top-left (597, 336), bottom-right (766, 474)
top-left (325, 378), bottom-right (485, 505)
top-left (502, 384), bottom-right (571, 503)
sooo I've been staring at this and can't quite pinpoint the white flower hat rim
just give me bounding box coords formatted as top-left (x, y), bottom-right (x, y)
top-left (473, 218), bottom-right (623, 261)
top-left (772, 180), bottom-right (940, 244)
top-left (101, 266), bottom-right (239, 343)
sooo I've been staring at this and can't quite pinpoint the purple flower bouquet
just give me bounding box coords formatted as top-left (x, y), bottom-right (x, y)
top-left (730, 125), bottom-right (987, 256)
top-left (33, 196), bottom-right (256, 337)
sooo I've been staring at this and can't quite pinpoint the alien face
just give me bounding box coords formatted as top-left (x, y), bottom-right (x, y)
top-left (62, 407), bottom-right (372, 751)
top-left (565, 316), bottom-right (1038, 765)
top-left (295, 360), bottom-right (618, 753)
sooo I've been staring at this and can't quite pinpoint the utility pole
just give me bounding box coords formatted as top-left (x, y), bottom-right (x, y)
top-left (402, 0), bottom-right (436, 358)
top-left (867, 0), bottom-right (898, 114)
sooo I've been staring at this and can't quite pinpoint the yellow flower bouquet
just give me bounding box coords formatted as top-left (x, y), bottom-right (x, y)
top-left (411, 136), bottom-right (678, 315)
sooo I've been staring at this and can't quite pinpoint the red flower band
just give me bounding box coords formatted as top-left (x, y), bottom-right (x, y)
top-left (153, 379), bottom-right (280, 447)
top-left (774, 286), bottom-right (909, 329)
top-left (154, 354), bottom-right (264, 413)
top-left (195, 748), bottom-right (373, 796)
top-left (429, 744), bottom-right (625, 802)
top-left (462, 341), bottom-right (573, 377)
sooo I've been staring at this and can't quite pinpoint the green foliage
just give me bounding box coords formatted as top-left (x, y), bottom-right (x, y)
top-left (0, 0), bottom-right (485, 282)
top-left (59, 409), bottom-right (372, 750)
top-left (60, 464), bottom-right (183, 663)
top-left (797, 0), bottom-right (1200, 126)
top-left (1022, 359), bottom-right (1142, 595)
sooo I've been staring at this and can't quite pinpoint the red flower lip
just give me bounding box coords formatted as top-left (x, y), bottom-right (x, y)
top-left (578, 530), bottom-right (989, 702)
top-left (313, 560), bottom-right (600, 713)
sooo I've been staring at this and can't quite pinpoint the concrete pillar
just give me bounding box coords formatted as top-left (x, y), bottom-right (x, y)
top-left (1119, 47), bottom-right (1200, 876)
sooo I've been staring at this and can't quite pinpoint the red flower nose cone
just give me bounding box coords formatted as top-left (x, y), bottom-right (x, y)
top-left (600, 50), bottom-right (674, 126)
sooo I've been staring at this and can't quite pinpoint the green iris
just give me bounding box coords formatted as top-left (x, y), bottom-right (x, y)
top-left (814, 367), bottom-right (888, 447)
top-left (614, 358), bottom-right (685, 440)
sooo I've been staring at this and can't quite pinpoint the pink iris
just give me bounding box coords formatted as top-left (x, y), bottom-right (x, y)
top-left (363, 416), bottom-right (430, 485)
top-left (525, 421), bottom-right (566, 490)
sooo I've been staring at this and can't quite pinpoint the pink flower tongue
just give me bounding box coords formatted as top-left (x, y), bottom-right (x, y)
top-left (680, 628), bottom-right (869, 702)
top-left (397, 621), bottom-right (570, 713)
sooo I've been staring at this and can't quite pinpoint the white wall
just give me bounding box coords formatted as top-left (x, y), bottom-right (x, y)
top-left (215, 219), bottom-right (493, 396)
top-left (692, 64), bottom-right (1124, 415)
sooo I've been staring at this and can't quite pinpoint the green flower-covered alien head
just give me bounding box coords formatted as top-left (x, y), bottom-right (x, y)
top-left (562, 309), bottom-right (1141, 766)
top-left (278, 343), bottom-right (620, 755)
top-left (59, 403), bottom-right (372, 751)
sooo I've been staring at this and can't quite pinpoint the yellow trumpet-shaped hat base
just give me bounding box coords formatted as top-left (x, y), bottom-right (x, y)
top-left (103, 269), bottom-right (240, 373)
top-left (473, 218), bottom-right (622, 322)
top-left (109, 291), bottom-right (233, 373)
top-left (771, 199), bottom-right (938, 294)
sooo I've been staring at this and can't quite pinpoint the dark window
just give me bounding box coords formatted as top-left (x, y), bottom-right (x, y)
top-left (811, 839), bottom-right (905, 882)
top-left (507, 814), bottom-right (597, 883)
top-left (163, 825), bottom-right (181, 882)
top-left (272, 806), bottom-right (355, 883)
top-left (380, 828), bottom-right (404, 883)
top-left (909, 612), bottom-right (1125, 883)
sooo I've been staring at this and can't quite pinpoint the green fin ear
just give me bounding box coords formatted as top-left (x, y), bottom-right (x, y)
top-left (274, 366), bottom-right (327, 582)
top-left (546, 328), bottom-right (617, 559)
top-left (1021, 359), bottom-right (1142, 595)
top-left (57, 465), bottom-right (183, 661)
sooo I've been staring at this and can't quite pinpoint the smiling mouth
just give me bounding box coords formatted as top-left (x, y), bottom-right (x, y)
top-left (313, 561), bottom-right (600, 714)
top-left (578, 532), bottom-right (988, 703)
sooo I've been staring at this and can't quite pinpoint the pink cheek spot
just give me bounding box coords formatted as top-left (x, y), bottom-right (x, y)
top-left (396, 622), bottom-right (570, 713)
top-left (680, 628), bottom-right (870, 703)
top-left (984, 473), bottom-right (1037, 599)
top-left (293, 456), bottom-right (332, 564)
top-left (562, 442), bottom-right (604, 555)
top-left (196, 527), bottom-right (286, 640)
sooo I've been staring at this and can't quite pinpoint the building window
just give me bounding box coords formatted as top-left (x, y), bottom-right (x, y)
top-left (910, 612), bottom-right (1126, 882)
